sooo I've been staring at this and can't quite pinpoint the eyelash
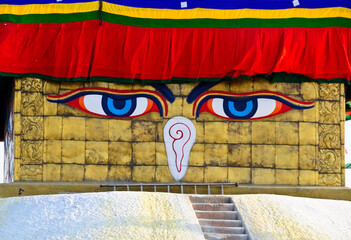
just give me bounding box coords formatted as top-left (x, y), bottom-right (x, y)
top-left (47, 88), bottom-right (168, 118)
top-left (193, 91), bottom-right (314, 120)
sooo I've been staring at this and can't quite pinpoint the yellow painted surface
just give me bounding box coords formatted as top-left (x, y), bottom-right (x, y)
top-left (12, 78), bottom-right (345, 185)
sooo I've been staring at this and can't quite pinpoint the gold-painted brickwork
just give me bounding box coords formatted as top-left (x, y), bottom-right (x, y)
top-left (13, 78), bottom-right (345, 185)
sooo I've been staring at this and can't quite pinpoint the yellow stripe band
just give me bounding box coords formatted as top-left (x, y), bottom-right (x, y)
top-left (104, 4), bottom-right (351, 20)
top-left (0, 2), bottom-right (99, 15)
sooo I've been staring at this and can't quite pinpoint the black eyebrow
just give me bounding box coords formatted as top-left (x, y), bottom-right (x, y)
top-left (187, 81), bottom-right (222, 103)
top-left (151, 83), bottom-right (175, 103)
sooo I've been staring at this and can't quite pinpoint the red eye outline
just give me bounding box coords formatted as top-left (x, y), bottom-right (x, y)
top-left (47, 87), bottom-right (168, 118)
top-left (193, 90), bottom-right (314, 120)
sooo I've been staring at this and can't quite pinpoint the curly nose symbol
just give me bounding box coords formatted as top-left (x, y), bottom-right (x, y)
top-left (164, 116), bottom-right (196, 181)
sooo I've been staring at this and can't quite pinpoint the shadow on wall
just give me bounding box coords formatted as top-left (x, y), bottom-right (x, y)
top-left (346, 121), bottom-right (351, 188)
top-left (0, 142), bottom-right (3, 183)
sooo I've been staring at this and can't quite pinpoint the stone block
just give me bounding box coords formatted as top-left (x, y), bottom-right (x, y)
top-left (43, 99), bottom-right (57, 116)
top-left (228, 167), bottom-right (251, 183)
top-left (60, 81), bottom-right (84, 90)
top-left (253, 77), bottom-right (276, 91)
top-left (132, 166), bottom-right (155, 182)
top-left (14, 113), bottom-right (21, 134)
top-left (252, 145), bottom-right (275, 168)
top-left (86, 141), bottom-right (108, 165)
top-left (275, 145), bottom-right (298, 169)
top-left (156, 142), bottom-right (167, 166)
top-left (133, 84), bottom-right (154, 91)
top-left (20, 165), bottom-right (43, 181)
top-left (276, 169), bottom-right (298, 185)
top-left (319, 101), bottom-right (340, 124)
top-left (156, 120), bottom-right (167, 142)
top-left (86, 118), bottom-right (109, 141)
top-left (14, 159), bottom-right (20, 181)
top-left (133, 142), bottom-right (156, 165)
top-left (57, 104), bottom-right (88, 117)
top-left (197, 112), bottom-right (222, 121)
top-left (299, 146), bottom-right (317, 170)
top-left (21, 141), bottom-right (43, 164)
top-left (319, 83), bottom-right (340, 101)
top-left (43, 80), bottom-right (60, 94)
top-left (44, 116), bottom-right (62, 140)
top-left (205, 122), bottom-right (228, 143)
top-left (109, 82), bottom-right (132, 90)
top-left (180, 82), bottom-right (197, 95)
top-left (43, 140), bottom-right (61, 163)
top-left (109, 120), bottom-right (131, 142)
top-left (204, 144), bottom-right (228, 166)
top-left (319, 173), bottom-right (341, 186)
top-left (252, 122), bottom-right (275, 144)
top-left (166, 97), bottom-right (183, 118)
top-left (62, 140), bottom-right (85, 164)
top-left (43, 164), bottom-right (61, 181)
top-left (109, 142), bottom-right (132, 165)
top-left (14, 91), bottom-right (21, 113)
top-left (156, 166), bottom-right (174, 182)
top-left (204, 167), bottom-right (228, 183)
top-left (301, 82), bottom-right (319, 100)
top-left (319, 124), bottom-right (340, 149)
top-left (183, 167), bottom-right (204, 183)
top-left (108, 166), bottom-right (132, 181)
top-left (228, 122), bottom-right (251, 144)
top-left (252, 168), bottom-right (275, 185)
top-left (182, 98), bottom-right (194, 119)
top-left (195, 122), bottom-right (204, 143)
top-left (14, 136), bottom-right (21, 159)
top-left (21, 92), bottom-right (44, 116)
top-left (229, 78), bottom-right (253, 93)
top-left (61, 164), bottom-right (84, 181)
top-left (189, 143), bottom-right (204, 166)
top-left (228, 144), bottom-right (251, 167)
top-left (299, 122), bottom-right (317, 145)
top-left (62, 117), bottom-right (85, 140)
top-left (272, 109), bottom-right (303, 122)
top-left (211, 81), bottom-right (230, 91)
top-left (299, 170), bottom-right (317, 185)
top-left (276, 83), bottom-right (300, 95)
top-left (303, 102), bottom-right (319, 122)
top-left (85, 165), bottom-right (108, 181)
top-left (22, 116), bottom-right (43, 140)
top-left (84, 81), bottom-right (109, 88)
top-left (15, 78), bottom-right (21, 90)
top-left (131, 121), bottom-right (156, 142)
top-left (275, 122), bottom-right (298, 145)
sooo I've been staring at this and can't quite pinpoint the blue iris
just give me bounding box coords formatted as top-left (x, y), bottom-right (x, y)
top-left (227, 100), bottom-right (253, 117)
top-left (107, 98), bottom-right (132, 115)
top-left (223, 98), bottom-right (258, 119)
top-left (102, 95), bottom-right (136, 117)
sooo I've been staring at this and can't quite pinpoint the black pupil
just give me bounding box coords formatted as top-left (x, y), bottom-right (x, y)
top-left (233, 101), bottom-right (248, 111)
top-left (113, 99), bottom-right (127, 109)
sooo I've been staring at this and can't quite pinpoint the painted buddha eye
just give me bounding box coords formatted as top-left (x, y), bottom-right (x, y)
top-left (193, 91), bottom-right (314, 120)
top-left (47, 88), bottom-right (167, 118)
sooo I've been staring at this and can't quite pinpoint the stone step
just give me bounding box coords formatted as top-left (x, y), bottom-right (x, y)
top-left (190, 196), bottom-right (232, 204)
top-left (192, 203), bottom-right (235, 211)
top-left (199, 219), bottom-right (242, 228)
top-left (195, 210), bottom-right (238, 220)
top-left (202, 226), bottom-right (245, 234)
top-left (204, 233), bottom-right (248, 240)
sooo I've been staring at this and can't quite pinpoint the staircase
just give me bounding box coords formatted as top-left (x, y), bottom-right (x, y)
top-left (189, 196), bottom-right (251, 240)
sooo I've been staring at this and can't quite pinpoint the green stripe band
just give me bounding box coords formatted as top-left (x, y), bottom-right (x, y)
top-left (0, 72), bottom-right (347, 85)
top-left (0, 12), bottom-right (350, 28)
top-left (0, 11), bottom-right (99, 24)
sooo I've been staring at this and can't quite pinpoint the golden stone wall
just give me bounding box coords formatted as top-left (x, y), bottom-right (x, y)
top-left (13, 77), bottom-right (345, 185)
